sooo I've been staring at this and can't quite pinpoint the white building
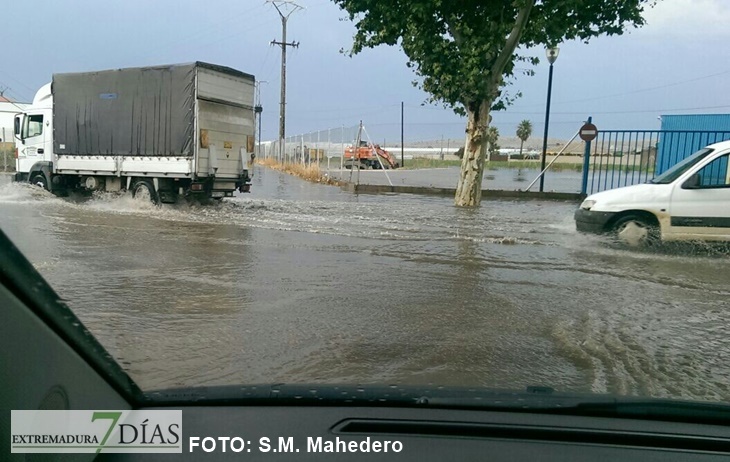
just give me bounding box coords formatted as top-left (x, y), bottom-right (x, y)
top-left (0, 95), bottom-right (29, 144)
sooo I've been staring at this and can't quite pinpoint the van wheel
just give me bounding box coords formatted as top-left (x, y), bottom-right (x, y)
top-left (612, 214), bottom-right (659, 247)
top-left (131, 180), bottom-right (159, 204)
top-left (30, 173), bottom-right (49, 191)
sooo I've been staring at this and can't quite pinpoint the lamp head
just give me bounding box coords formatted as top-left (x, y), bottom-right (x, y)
top-left (546, 47), bottom-right (560, 64)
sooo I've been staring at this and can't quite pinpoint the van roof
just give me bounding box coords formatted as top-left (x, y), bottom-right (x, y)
top-left (707, 139), bottom-right (730, 150)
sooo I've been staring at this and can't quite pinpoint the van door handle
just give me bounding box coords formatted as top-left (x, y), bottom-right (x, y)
top-left (37, 149), bottom-right (44, 154)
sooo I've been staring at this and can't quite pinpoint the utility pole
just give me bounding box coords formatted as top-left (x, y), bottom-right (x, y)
top-left (2, 127), bottom-right (6, 172)
top-left (254, 80), bottom-right (266, 159)
top-left (269, 1), bottom-right (302, 162)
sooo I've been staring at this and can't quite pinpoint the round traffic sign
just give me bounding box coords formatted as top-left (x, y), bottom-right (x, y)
top-left (579, 122), bottom-right (598, 142)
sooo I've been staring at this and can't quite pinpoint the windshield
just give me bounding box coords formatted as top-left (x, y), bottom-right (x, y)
top-left (651, 148), bottom-right (714, 184)
top-left (3, 0), bottom-right (730, 422)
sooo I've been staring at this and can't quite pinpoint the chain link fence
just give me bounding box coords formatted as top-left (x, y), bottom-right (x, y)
top-left (0, 142), bottom-right (15, 172)
top-left (259, 124), bottom-right (467, 169)
top-left (260, 125), bottom-right (362, 169)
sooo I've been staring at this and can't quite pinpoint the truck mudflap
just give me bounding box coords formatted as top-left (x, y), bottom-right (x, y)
top-left (236, 169), bottom-right (252, 193)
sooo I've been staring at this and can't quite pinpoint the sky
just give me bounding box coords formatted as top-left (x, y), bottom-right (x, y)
top-left (2, 0), bottom-right (730, 146)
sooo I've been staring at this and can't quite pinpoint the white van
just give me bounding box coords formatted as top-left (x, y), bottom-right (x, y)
top-left (575, 140), bottom-right (730, 246)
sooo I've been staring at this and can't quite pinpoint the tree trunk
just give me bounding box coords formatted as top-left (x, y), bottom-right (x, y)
top-left (454, 100), bottom-right (490, 207)
top-left (519, 139), bottom-right (524, 157)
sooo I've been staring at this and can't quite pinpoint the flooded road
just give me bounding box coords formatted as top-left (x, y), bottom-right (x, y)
top-left (1, 168), bottom-right (729, 403)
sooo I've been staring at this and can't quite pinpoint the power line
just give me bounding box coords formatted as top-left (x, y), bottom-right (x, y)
top-left (196, 16), bottom-right (281, 50)
top-left (258, 45), bottom-right (276, 80)
top-left (549, 69), bottom-right (730, 106)
top-left (0, 81), bottom-right (32, 112)
top-left (149, 3), bottom-right (268, 58)
top-left (402, 68), bottom-right (730, 114)
top-left (505, 103), bottom-right (730, 115)
top-left (405, 100), bottom-right (730, 116)
top-left (288, 103), bottom-right (400, 115)
top-left (0, 69), bottom-right (37, 95)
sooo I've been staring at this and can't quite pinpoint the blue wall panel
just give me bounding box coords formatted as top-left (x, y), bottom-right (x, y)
top-left (657, 114), bottom-right (730, 174)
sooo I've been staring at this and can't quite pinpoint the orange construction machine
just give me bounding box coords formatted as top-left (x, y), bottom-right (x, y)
top-left (344, 141), bottom-right (400, 169)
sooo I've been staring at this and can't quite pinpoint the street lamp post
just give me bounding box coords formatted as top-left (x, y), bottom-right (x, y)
top-left (539, 46), bottom-right (559, 193)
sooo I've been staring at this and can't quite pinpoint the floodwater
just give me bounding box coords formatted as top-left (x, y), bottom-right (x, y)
top-left (1, 168), bottom-right (729, 404)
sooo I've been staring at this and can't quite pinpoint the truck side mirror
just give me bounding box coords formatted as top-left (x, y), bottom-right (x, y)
top-left (14, 116), bottom-right (21, 137)
top-left (682, 173), bottom-right (700, 189)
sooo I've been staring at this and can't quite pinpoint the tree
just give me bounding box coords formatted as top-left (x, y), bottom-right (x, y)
top-left (516, 119), bottom-right (532, 158)
top-left (456, 127), bottom-right (499, 160)
top-left (486, 126), bottom-right (500, 161)
top-left (333, 0), bottom-right (651, 206)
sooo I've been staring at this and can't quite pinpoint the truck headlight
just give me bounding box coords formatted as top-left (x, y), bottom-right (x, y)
top-left (580, 199), bottom-right (596, 210)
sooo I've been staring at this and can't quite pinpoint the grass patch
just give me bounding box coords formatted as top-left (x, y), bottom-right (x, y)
top-left (403, 158), bottom-right (583, 172)
top-left (401, 158), bottom-right (463, 169)
top-left (589, 164), bottom-right (655, 174)
top-left (484, 161), bottom-right (582, 172)
top-left (403, 157), bottom-right (654, 174)
top-left (257, 158), bottom-right (344, 186)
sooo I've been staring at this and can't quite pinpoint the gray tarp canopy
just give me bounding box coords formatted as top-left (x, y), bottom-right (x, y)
top-left (53, 63), bottom-right (199, 157)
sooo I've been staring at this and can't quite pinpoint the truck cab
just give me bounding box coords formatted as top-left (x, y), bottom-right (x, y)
top-left (14, 84), bottom-right (53, 188)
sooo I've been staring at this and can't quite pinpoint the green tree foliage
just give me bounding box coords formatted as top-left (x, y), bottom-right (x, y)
top-left (516, 119), bottom-right (532, 157)
top-left (333, 0), bottom-right (652, 206)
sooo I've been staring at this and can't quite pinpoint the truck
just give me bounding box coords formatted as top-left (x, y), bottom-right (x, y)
top-left (344, 141), bottom-right (399, 170)
top-left (13, 62), bottom-right (254, 203)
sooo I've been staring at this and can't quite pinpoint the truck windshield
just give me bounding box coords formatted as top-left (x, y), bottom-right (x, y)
top-left (650, 148), bottom-right (714, 184)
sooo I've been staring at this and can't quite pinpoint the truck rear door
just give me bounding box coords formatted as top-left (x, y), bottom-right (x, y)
top-left (195, 66), bottom-right (255, 188)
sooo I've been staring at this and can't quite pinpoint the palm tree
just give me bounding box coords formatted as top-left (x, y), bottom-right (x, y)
top-left (516, 120), bottom-right (533, 159)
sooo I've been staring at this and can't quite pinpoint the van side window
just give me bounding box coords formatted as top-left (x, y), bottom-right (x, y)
top-left (696, 154), bottom-right (730, 188)
top-left (22, 114), bottom-right (44, 139)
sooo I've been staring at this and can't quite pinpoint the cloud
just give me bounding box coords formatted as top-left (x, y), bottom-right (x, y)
top-left (638, 0), bottom-right (730, 37)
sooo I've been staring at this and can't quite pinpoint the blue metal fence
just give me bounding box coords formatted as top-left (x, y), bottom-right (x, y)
top-left (584, 130), bottom-right (730, 195)
top-left (656, 131), bottom-right (730, 175)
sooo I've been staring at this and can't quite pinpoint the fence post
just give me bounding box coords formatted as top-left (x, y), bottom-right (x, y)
top-left (2, 127), bottom-right (6, 172)
top-left (580, 116), bottom-right (593, 196)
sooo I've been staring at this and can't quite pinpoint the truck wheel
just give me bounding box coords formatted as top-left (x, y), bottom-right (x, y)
top-left (612, 214), bottom-right (659, 247)
top-left (30, 173), bottom-right (50, 191)
top-left (131, 180), bottom-right (159, 204)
